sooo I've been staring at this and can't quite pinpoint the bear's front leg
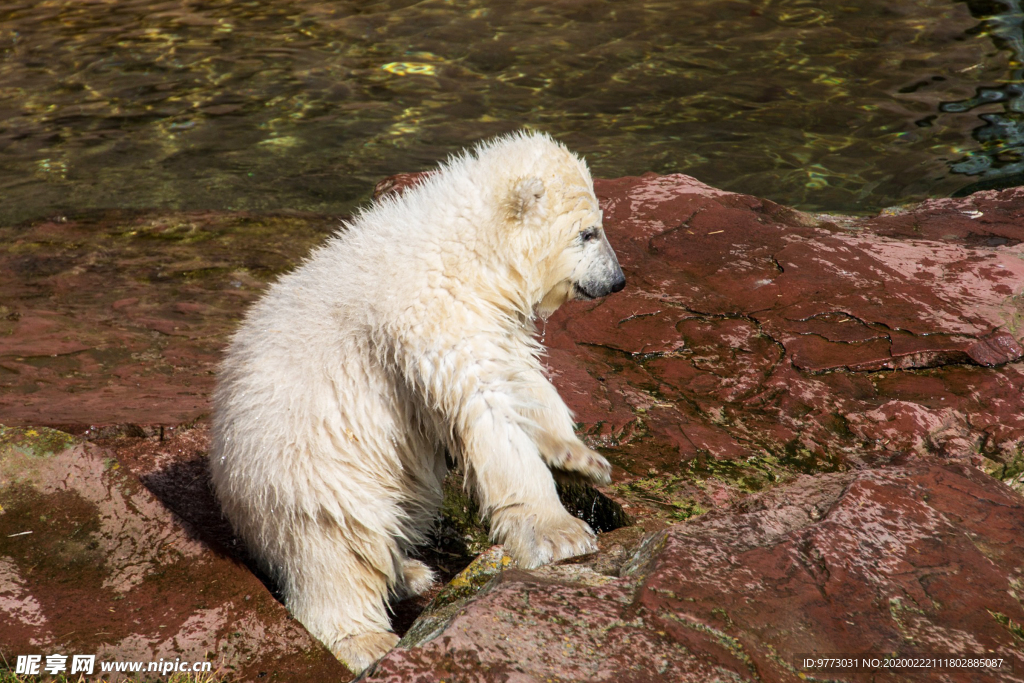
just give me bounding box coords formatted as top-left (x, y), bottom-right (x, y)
top-left (399, 335), bottom-right (598, 569)
top-left (459, 393), bottom-right (598, 569)
top-left (490, 500), bottom-right (598, 569)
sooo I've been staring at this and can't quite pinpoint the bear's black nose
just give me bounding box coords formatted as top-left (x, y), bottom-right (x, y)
top-left (611, 274), bottom-right (626, 293)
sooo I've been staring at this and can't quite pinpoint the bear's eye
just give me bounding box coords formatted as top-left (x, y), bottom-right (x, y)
top-left (580, 226), bottom-right (600, 243)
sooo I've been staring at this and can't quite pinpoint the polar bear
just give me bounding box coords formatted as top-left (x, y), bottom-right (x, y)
top-left (209, 131), bottom-right (625, 673)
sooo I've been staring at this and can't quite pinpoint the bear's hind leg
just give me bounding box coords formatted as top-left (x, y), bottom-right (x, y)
top-left (280, 517), bottom-right (400, 675)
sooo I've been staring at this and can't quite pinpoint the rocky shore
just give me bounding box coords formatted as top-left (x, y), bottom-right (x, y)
top-left (2, 175), bottom-right (1023, 681)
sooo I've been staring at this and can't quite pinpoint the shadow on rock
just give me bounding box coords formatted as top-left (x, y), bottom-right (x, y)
top-left (100, 424), bottom-right (282, 601)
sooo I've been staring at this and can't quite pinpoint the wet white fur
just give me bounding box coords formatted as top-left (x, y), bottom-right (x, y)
top-left (209, 131), bottom-right (618, 673)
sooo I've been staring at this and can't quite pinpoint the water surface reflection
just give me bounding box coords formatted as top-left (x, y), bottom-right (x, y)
top-left (0, 0), bottom-right (1016, 221)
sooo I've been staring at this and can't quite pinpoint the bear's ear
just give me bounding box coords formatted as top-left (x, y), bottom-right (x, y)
top-left (509, 177), bottom-right (545, 222)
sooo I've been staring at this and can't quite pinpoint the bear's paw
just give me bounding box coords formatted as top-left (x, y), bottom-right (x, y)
top-left (332, 631), bottom-right (401, 675)
top-left (398, 557), bottom-right (437, 598)
top-left (540, 437), bottom-right (613, 486)
top-left (497, 507), bottom-right (598, 570)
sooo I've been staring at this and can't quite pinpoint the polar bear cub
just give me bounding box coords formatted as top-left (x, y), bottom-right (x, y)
top-left (210, 131), bottom-right (625, 673)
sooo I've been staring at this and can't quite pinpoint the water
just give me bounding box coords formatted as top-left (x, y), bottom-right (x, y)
top-left (0, 0), bottom-right (1021, 224)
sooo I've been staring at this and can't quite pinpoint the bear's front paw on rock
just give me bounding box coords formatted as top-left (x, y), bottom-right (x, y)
top-left (497, 507), bottom-right (598, 570)
top-left (541, 437), bottom-right (612, 486)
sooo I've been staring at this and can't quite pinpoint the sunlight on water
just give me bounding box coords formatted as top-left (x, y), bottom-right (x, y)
top-left (0, 0), bottom-right (1020, 222)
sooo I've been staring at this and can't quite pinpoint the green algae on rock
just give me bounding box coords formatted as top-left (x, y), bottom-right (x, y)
top-left (0, 425), bottom-right (80, 460)
top-left (396, 546), bottom-right (516, 652)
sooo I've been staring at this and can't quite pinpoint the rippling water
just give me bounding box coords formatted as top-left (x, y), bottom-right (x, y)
top-left (0, 0), bottom-right (1021, 222)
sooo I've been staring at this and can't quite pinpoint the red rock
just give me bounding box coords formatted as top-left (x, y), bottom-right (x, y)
top-left (3, 170), bottom-right (1024, 681)
top-left (548, 174), bottom-right (1024, 505)
top-left (373, 171), bottom-right (436, 200)
top-left (369, 463), bottom-right (1024, 682)
top-left (0, 426), bottom-right (350, 682)
top-left (966, 331), bottom-right (1024, 366)
top-left (111, 298), bottom-right (139, 310)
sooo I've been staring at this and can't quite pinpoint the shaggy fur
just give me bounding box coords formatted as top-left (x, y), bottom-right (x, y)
top-left (210, 131), bottom-right (625, 673)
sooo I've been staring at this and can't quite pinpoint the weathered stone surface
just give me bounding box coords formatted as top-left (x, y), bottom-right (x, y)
top-left (0, 426), bottom-right (349, 681)
top-left (562, 176), bottom-right (1024, 486)
top-left (369, 463), bottom-right (1024, 682)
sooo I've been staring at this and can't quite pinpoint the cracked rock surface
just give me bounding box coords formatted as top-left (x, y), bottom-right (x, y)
top-left (3, 175), bottom-right (1024, 680)
top-left (556, 175), bottom-right (1024, 504)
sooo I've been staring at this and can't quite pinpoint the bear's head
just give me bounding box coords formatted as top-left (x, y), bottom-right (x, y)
top-left (494, 135), bottom-right (626, 320)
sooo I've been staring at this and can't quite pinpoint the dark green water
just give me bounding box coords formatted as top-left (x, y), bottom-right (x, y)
top-left (0, 0), bottom-right (1021, 223)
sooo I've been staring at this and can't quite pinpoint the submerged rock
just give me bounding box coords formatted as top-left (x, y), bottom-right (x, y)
top-left (0, 210), bottom-right (335, 427)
